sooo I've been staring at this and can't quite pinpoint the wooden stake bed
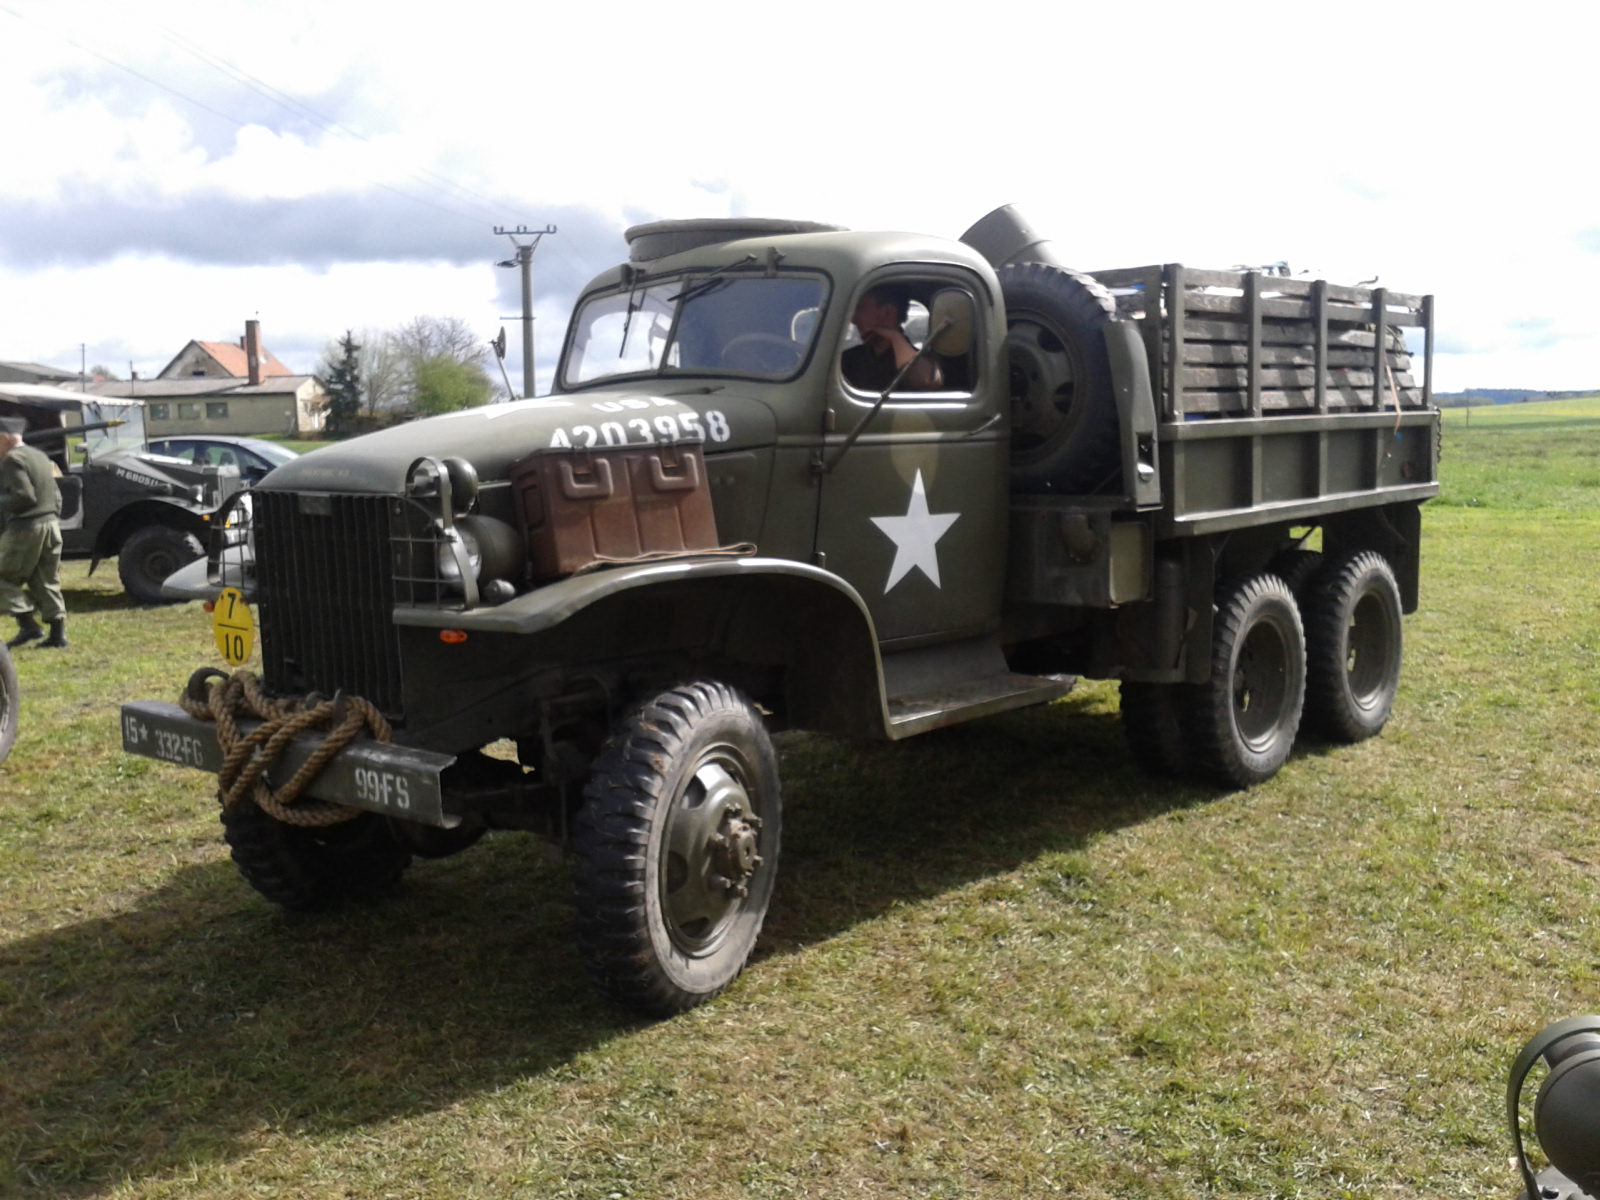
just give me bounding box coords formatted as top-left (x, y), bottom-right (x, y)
top-left (1092, 265), bottom-right (1433, 418)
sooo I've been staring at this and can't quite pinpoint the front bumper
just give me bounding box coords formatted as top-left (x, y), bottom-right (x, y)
top-left (120, 700), bottom-right (460, 827)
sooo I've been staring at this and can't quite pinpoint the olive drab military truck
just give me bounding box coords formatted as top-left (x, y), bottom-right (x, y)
top-left (0, 385), bottom-right (245, 603)
top-left (120, 206), bottom-right (1440, 1015)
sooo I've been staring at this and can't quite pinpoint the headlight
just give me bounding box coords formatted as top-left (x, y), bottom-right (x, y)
top-left (436, 527), bottom-right (481, 583)
top-left (436, 516), bottom-right (523, 594)
top-left (407, 455), bottom-right (479, 516)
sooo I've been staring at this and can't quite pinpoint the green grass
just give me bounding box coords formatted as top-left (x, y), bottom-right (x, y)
top-left (1437, 394), bottom-right (1600, 510)
top-left (3, 403), bottom-right (1599, 1198)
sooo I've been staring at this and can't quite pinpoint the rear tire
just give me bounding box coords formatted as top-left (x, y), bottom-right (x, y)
top-left (118, 525), bottom-right (204, 605)
top-left (998, 262), bottom-right (1122, 493)
top-left (573, 680), bottom-right (781, 1016)
top-left (1303, 551), bottom-right (1403, 742)
top-left (1183, 573), bottom-right (1305, 788)
top-left (1119, 680), bottom-right (1189, 777)
top-left (221, 800), bottom-right (412, 912)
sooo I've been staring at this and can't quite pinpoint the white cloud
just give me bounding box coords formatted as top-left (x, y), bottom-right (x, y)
top-left (1, 0), bottom-right (1598, 393)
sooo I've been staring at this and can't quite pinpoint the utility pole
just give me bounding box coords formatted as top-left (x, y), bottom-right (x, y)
top-left (494, 224), bottom-right (557, 398)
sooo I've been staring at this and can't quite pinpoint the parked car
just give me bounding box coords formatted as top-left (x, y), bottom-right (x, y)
top-left (146, 436), bottom-right (298, 486)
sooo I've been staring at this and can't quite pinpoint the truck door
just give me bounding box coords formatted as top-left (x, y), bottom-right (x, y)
top-left (813, 270), bottom-right (1007, 646)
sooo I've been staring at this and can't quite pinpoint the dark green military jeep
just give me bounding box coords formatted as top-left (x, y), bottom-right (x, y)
top-left (123, 207), bottom-right (1439, 1014)
top-left (0, 385), bottom-right (244, 603)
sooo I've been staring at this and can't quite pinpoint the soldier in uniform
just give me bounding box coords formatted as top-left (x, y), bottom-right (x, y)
top-left (0, 417), bottom-right (67, 649)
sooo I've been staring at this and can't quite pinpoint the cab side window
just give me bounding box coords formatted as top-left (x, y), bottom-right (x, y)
top-left (841, 278), bottom-right (977, 397)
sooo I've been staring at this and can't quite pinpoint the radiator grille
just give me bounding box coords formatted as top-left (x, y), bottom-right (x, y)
top-left (255, 491), bottom-right (406, 718)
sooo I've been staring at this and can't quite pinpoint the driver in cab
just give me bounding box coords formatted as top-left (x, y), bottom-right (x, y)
top-left (842, 284), bottom-right (943, 393)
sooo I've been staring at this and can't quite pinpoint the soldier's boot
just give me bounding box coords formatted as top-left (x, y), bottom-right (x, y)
top-left (41, 618), bottom-right (67, 649)
top-left (6, 612), bottom-right (43, 649)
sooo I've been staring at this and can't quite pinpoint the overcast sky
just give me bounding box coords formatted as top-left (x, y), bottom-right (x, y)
top-left (1, 0), bottom-right (1594, 395)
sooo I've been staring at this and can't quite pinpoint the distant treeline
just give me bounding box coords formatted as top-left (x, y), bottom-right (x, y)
top-left (1434, 388), bottom-right (1599, 407)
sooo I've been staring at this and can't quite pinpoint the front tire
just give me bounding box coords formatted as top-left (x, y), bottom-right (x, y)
top-left (0, 645), bottom-right (17, 765)
top-left (220, 800), bottom-right (412, 912)
top-left (118, 525), bottom-right (204, 604)
top-left (1303, 551), bottom-right (1403, 742)
top-left (573, 680), bottom-right (781, 1016)
top-left (1183, 573), bottom-right (1306, 788)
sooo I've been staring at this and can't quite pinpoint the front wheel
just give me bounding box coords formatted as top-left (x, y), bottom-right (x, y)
top-left (118, 525), bottom-right (204, 605)
top-left (220, 800), bottom-right (412, 912)
top-left (573, 680), bottom-right (782, 1016)
top-left (1183, 573), bottom-right (1306, 788)
top-left (0, 645), bottom-right (17, 765)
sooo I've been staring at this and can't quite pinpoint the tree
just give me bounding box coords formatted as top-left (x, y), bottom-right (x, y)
top-left (317, 331), bottom-right (362, 436)
top-left (392, 315), bottom-right (488, 371)
top-left (411, 354), bottom-right (491, 415)
top-left (87, 364), bottom-right (122, 381)
top-left (357, 329), bottom-right (406, 417)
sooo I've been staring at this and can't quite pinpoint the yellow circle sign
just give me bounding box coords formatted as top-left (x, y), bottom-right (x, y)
top-left (212, 587), bottom-right (255, 666)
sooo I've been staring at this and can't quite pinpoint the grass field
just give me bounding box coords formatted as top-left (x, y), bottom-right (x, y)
top-left (3, 399), bottom-right (1598, 1198)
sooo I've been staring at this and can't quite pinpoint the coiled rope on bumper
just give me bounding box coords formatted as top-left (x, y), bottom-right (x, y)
top-left (179, 668), bottom-right (393, 827)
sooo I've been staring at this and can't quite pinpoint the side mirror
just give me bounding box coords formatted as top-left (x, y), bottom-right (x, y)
top-left (928, 289), bottom-right (975, 357)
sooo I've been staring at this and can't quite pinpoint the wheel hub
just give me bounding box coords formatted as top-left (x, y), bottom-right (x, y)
top-left (708, 809), bottom-right (763, 899)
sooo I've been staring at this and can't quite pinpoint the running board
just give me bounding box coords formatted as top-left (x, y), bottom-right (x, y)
top-left (880, 636), bottom-right (1073, 739)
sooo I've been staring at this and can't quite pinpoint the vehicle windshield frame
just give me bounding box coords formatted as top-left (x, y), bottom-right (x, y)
top-left (560, 268), bottom-right (830, 389)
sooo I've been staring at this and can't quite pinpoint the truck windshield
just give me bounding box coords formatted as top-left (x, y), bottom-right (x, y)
top-left (563, 273), bottom-right (828, 386)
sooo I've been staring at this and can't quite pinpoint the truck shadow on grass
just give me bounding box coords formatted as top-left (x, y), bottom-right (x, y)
top-left (58, 581), bottom-right (150, 615)
top-left (0, 693), bottom-right (1212, 1197)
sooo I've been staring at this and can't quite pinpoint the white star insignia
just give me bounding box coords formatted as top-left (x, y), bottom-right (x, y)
top-left (870, 469), bottom-right (960, 593)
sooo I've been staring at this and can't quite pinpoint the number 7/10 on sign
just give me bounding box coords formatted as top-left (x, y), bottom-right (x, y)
top-left (211, 586), bottom-right (255, 666)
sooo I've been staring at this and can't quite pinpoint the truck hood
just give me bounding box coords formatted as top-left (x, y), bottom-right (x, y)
top-left (261, 388), bottom-right (778, 494)
top-left (96, 448), bottom-right (238, 498)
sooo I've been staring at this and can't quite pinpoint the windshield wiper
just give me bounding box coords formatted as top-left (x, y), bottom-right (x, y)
top-left (668, 254), bottom-right (758, 305)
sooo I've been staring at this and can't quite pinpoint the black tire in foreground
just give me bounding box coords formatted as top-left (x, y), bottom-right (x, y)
top-left (1303, 550), bottom-right (1403, 743)
top-left (1119, 680), bottom-right (1189, 777)
top-left (997, 262), bottom-right (1122, 494)
top-left (118, 525), bottom-right (204, 605)
top-left (1184, 573), bottom-right (1306, 788)
top-left (220, 799), bottom-right (413, 912)
top-left (0, 645), bottom-right (17, 765)
top-left (573, 680), bottom-right (781, 1016)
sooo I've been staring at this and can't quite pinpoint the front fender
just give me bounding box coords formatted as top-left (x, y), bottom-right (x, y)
top-left (395, 557), bottom-right (892, 738)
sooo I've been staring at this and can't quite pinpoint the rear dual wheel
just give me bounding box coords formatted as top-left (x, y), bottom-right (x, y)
top-left (1184, 573), bottom-right (1306, 789)
top-left (1303, 551), bottom-right (1403, 743)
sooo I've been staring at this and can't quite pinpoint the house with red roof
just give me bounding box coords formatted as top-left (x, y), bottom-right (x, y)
top-left (91, 320), bottom-right (326, 435)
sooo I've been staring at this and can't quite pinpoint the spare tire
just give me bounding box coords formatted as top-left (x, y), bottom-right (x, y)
top-left (999, 262), bottom-right (1122, 493)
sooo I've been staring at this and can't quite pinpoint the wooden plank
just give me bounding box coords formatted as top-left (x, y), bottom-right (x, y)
top-left (1180, 366), bottom-right (1415, 390)
top-left (1172, 387), bottom-right (1426, 414)
top-left (1120, 313), bottom-right (1414, 349)
top-left (1092, 265), bottom-right (1424, 308)
top-left (1178, 343), bottom-right (1412, 370)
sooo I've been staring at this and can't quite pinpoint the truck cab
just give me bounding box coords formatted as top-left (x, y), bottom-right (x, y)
top-left (556, 219), bottom-right (1012, 663)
